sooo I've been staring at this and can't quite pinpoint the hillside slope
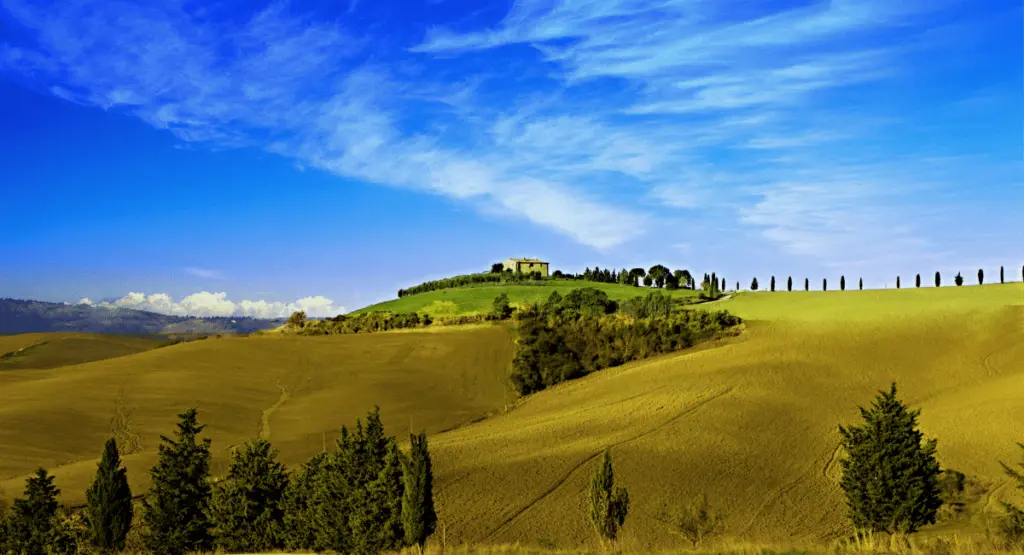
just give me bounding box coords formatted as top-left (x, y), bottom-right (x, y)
top-left (426, 283), bottom-right (1024, 550)
top-left (351, 281), bottom-right (702, 317)
top-left (0, 333), bottom-right (165, 370)
top-left (0, 324), bottom-right (515, 506)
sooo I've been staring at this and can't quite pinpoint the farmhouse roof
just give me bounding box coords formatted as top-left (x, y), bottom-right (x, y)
top-left (508, 258), bottom-right (548, 263)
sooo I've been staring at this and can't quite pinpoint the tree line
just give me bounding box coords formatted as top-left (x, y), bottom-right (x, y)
top-left (0, 407), bottom-right (436, 555)
top-left (288, 310), bottom-right (431, 335)
top-left (509, 288), bottom-right (741, 395)
top-left (747, 265), bottom-right (1021, 292)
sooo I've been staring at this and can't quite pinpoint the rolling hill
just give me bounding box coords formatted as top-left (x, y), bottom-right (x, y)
top-left (0, 282), bottom-right (1021, 553)
top-left (0, 333), bottom-right (166, 370)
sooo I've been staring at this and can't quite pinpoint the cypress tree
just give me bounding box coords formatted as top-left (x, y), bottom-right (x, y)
top-left (350, 443), bottom-right (407, 554)
top-left (859, 278), bottom-right (863, 291)
top-left (208, 439), bottom-right (289, 552)
top-left (281, 452), bottom-right (329, 551)
top-left (787, 276), bottom-right (792, 292)
top-left (735, 281), bottom-right (739, 292)
top-left (86, 438), bottom-right (133, 553)
top-left (589, 449), bottom-right (629, 543)
top-left (770, 276), bottom-right (776, 292)
top-left (823, 278), bottom-right (828, 291)
top-left (978, 268), bottom-right (984, 285)
top-left (1000, 266), bottom-right (1005, 284)
top-left (750, 277), bottom-right (759, 291)
top-left (955, 272), bottom-right (964, 286)
top-left (916, 274), bottom-right (921, 288)
top-left (805, 278), bottom-right (809, 291)
top-left (841, 276), bottom-right (846, 291)
top-left (402, 431), bottom-right (437, 553)
top-left (896, 276), bottom-right (900, 289)
top-left (721, 277), bottom-right (725, 292)
top-left (935, 271), bottom-right (941, 287)
top-left (5, 468), bottom-right (60, 554)
top-left (838, 383), bottom-right (943, 534)
top-left (141, 408), bottom-right (214, 555)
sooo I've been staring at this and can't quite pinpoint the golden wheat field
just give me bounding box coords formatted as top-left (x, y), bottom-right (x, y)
top-left (1, 284), bottom-right (1022, 554)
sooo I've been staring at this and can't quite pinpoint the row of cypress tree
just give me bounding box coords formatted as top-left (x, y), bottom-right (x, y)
top-left (749, 265), bottom-right (1020, 292)
top-left (0, 407), bottom-right (436, 555)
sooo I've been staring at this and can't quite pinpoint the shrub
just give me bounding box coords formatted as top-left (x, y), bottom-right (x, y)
top-left (47, 506), bottom-right (91, 555)
top-left (656, 493), bottom-right (724, 548)
top-left (837, 383), bottom-right (942, 534)
top-left (491, 293), bottom-right (513, 320)
top-left (997, 442), bottom-right (1024, 548)
top-left (287, 311), bottom-right (307, 328)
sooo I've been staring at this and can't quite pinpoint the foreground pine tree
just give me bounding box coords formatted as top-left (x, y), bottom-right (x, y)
top-left (838, 383), bottom-right (943, 534)
top-left (589, 449), bottom-right (629, 544)
top-left (207, 439), bottom-right (289, 552)
top-left (4, 468), bottom-right (60, 554)
top-left (86, 438), bottom-right (133, 553)
top-left (281, 451), bottom-right (329, 551)
top-left (402, 431), bottom-right (437, 552)
top-left (141, 408), bottom-right (214, 555)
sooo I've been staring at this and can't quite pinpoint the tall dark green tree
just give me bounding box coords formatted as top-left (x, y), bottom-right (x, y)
top-left (838, 383), bottom-right (943, 534)
top-left (787, 276), bottom-right (792, 292)
top-left (1000, 266), bottom-right (1005, 284)
top-left (859, 278), bottom-right (863, 291)
top-left (281, 452), bottom-right (329, 551)
top-left (589, 449), bottom-right (629, 544)
top-left (805, 278), bottom-right (809, 291)
top-left (978, 268), bottom-right (984, 285)
top-left (349, 443), bottom-right (407, 554)
top-left (770, 276), bottom-right (776, 292)
top-left (141, 408), bottom-right (214, 555)
top-left (823, 278), bottom-right (828, 291)
top-left (750, 277), bottom-right (759, 291)
top-left (86, 438), bottom-right (133, 553)
top-left (207, 439), bottom-right (289, 553)
top-left (896, 276), bottom-right (901, 289)
top-left (935, 271), bottom-right (941, 287)
top-left (916, 274), bottom-right (921, 288)
top-left (4, 468), bottom-right (60, 554)
top-left (841, 276), bottom-right (846, 291)
top-left (402, 431), bottom-right (436, 553)
top-left (955, 272), bottom-right (964, 286)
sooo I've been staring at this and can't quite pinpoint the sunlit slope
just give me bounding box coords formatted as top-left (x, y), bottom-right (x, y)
top-left (0, 325), bottom-right (515, 506)
top-left (428, 284), bottom-right (1024, 550)
top-left (0, 332), bottom-right (164, 370)
top-left (351, 281), bottom-right (701, 317)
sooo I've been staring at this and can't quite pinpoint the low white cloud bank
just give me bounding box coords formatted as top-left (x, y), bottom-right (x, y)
top-left (78, 292), bottom-right (344, 318)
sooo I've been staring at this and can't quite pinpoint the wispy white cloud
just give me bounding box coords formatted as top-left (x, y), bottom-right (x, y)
top-left (0, 0), bottom-right (996, 272)
top-left (184, 267), bottom-right (225, 280)
top-left (87, 291), bottom-right (345, 318)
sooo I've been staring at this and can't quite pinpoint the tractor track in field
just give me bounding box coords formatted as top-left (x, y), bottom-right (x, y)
top-left (483, 385), bottom-right (735, 541)
top-left (258, 380), bottom-right (290, 441)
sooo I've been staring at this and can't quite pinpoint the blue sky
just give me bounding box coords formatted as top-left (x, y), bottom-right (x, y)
top-left (0, 0), bottom-right (1021, 317)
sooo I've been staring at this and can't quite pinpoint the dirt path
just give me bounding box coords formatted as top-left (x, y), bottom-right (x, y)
top-left (258, 380), bottom-right (290, 441)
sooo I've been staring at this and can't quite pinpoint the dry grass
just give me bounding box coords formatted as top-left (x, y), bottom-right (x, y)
top-left (2, 284), bottom-right (1022, 553)
top-left (0, 325), bottom-right (516, 506)
top-left (0, 332), bottom-right (163, 370)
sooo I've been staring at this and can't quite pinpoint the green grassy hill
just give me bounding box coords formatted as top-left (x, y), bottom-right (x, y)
top-left (350, 280), bottom-right (703, 317)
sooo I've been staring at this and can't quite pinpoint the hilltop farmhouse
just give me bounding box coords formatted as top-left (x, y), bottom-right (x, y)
top-left (503, 258), bottom-right (550, 277)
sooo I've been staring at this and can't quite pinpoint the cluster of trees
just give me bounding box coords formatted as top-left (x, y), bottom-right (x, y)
top-left (545, 265), bottom-right (709, 292)
top-left (510, 288), bottom-right (741, 394)
top-left (289, 311), bottom-right (432, 335)
top-left (0, 408), bottom-right (436, 555)
top-left (399, 270), bottom-right (545, 298)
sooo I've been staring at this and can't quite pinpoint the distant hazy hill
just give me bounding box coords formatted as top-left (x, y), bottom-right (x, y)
top-left (0, 298), bottom-right (287, 335)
